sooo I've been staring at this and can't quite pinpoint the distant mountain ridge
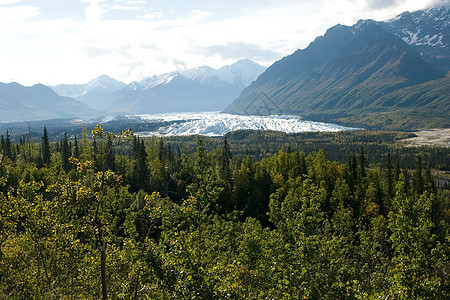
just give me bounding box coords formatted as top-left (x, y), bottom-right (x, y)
top-left (51, 75), bottom-right (127, 110)
top-left (47, 59), bottom-right (266, 114)
top-left (225, 5), bottom-right (449, 130)
top-left (0, 82), bottom-right (97, 122)
top-left (0, 60), bottom-right (266, 122)
top-left (106, 59), bottom-right (266, 114)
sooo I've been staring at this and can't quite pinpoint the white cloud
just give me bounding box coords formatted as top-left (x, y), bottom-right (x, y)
top-left (81, 0), bottom-right (107, 22)
top-left (111, 4), bottom-right (140, 11)
top-left (142, 11), bottom-right (164, 20)
top-left (0, 0), bottom-right (446, 85)
top-left (126, 0), bottom-right (146, 4)
top-left (0, 5), bottom-right (40, 24)
top-left (322, 0), bottom-right (439, 25)
top-left (0, 0), bottom-right (22, 5)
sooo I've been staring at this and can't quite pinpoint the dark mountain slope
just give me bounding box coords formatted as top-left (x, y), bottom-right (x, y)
top-left (374, 74), bottom-right (450, 109)
top-left (327, 74), bottom-right (450, 129)
top-left (226, 24), bottom-right (443, 118)
top-left (255, 25), bottom-right (356, 87)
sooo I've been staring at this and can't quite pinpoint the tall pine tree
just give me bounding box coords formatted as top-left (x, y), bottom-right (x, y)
top-left (61, 131), bottom-right (71, 172)
top-left (42, 126), bottom-right (51, 166)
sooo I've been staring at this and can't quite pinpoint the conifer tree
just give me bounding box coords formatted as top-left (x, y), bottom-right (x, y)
top-left (359, 146), bottom-right (366, 179)
top-left (220, 137), bottom-right (232, 188)
top-left (73, 135), bottom-right (79, 158)
top-left (386, 152), bottom-right (393, 198)
top-left (352, 154), bottom-right (358, 185)
top-left (42, 126), bottom-right (51, 166)
top-left (395, 160), bottom-right (401, 181)
top-left (402, 169), bottom-right (410, 194)
top-left (61, 131), bottom-right (71, 172)
top-left (4, 130), bottom-right (12, 159)
top-left (414, 156), bottom-right (424, 195)
top-left (131, 137), bottom-right (149, 192)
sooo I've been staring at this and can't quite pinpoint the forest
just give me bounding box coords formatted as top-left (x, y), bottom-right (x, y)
top-left (0, 124), bottom-right (449, 299)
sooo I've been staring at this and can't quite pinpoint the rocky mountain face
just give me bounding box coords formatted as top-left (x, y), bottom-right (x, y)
top-left (0, 82), bottom-right (97, 122)
top-left (368, 5), bottom-right (449, 73)
top-left (225, 6), bottom-right (449, 129)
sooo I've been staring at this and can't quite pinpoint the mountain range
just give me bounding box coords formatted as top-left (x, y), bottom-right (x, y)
top-left (106, 59), bottom-right (266, 114)
top-left (0, 82), bottom-right (96, 122)
top-left (1, 5), bottom-right (448, 130)
top-left (51, 75), bottom-right (127, 110)
top-left (225, 5), bottom-right (449, 130)
top-left (0, 60), bottom-right (265, 122)
top-left (50, 59), bottom-right (265, 113)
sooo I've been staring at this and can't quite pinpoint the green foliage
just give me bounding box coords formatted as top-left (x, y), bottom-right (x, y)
top-left (0, 125), bottom-right (449, 299)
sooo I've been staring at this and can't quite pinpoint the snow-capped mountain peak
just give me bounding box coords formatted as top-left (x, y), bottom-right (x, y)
top-left (347, 5), bottom-right (449, 73)
top-left (179, 66), bottom-right (216, 83)
top-left (382, 5), bottom-right (449, 48)
top-left (216, 59), bottom-right (267, 86)
top-left (135, 59), bottom-right (266, 90)
top-left (88, 74), bottom-right (123, 89)
top-left (136, 72), bottom-right (187, 90)
top-left (51, 75), bottom-right (126, 99)
top-left (106, 60), bottom-right (267, 114)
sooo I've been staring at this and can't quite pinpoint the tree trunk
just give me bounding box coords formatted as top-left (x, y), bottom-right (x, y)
top-left (101, 240), bottom-right (108, 300)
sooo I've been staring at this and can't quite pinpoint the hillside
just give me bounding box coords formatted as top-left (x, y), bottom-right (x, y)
top-left (0, 82), bottom-right (98, 122)
top-left (225, 6), bottom-right (449, 130)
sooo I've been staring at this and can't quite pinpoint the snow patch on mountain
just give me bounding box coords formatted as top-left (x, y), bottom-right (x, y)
top-left (51, 75), bottom-right (126, 98)
top-left (135, 59), bottom-right (266, 90)
top-left (136, 72), bottom-right (185, 90)
top-left (383, 5), bottom-right (449, 48)
top-left (402, 32), bottom-right (444, 46)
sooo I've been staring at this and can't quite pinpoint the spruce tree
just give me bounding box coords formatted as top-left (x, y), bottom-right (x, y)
top-left (395, 160), bottom-right (401, 181)
top-left (359, 146), bottom-right (366, 179)
top-left (73, 135), bottom-right (79, 158)
top-left (220, 137), bottom-right (232, 187)
top-left (61, 131), bottom-right (71, 172)
top-left (42, 126), bottom-right (51, 166)
top-left (414, 156), bottom-right (424, 195)
top-left (386, 152), bottom-right (393, 198)
top-left (131, 137), bottom-right (149, 192)
top-left (4, 130), bottom-right (12, 159)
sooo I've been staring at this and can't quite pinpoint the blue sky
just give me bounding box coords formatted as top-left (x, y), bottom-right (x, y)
top-left (0, 0), bottom-right (446, 85)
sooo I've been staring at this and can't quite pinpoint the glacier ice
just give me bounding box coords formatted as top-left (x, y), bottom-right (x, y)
top-left (131, 112), bottom-right (359, 136)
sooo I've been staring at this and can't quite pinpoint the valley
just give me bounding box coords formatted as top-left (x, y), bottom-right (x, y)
top-left (0, 3), bottom-right (449, 299)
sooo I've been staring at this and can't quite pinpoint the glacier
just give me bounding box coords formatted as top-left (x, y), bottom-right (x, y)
top-left (122, 112), bottom-right (359, 136)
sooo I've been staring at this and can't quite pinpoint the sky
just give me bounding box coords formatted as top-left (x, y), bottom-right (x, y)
top-left (0, 0), bottom-right (447, 85)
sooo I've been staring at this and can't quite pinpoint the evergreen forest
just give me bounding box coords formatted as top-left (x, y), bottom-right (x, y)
top-left (0, 125), bottom-right (449, 299)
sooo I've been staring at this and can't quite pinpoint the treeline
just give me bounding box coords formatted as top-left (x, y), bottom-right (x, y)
top-left (0, 125), bottom-right (449, 299)
top-left (164, 130), bottom-right (450, 170)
